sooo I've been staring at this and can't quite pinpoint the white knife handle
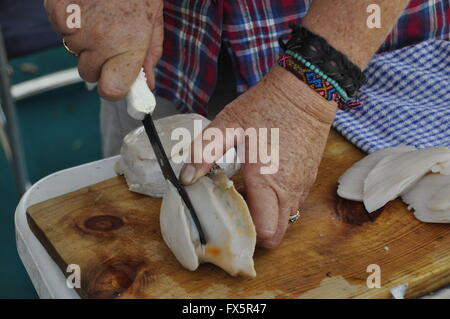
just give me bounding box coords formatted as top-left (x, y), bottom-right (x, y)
top-left (126, 68), bottom-right (156, 120)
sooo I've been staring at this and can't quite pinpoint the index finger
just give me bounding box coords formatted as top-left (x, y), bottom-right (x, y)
top-left (180, 109), bottom-right (242, 185)
top-left (45, 0), bottom-right (80, 35)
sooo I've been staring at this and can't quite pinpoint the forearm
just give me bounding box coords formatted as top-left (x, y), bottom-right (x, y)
top-left (303, 0), bottom-right (410, 69)
top-left (270, 0), bottom-right (409, 122)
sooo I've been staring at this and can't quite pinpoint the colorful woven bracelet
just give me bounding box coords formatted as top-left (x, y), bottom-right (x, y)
top-left (286, 49), bottom-right (348, 100)
top-left (278, 54), bottom-right (362, 109)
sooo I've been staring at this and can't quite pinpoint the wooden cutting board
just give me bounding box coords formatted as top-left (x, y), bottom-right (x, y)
top-left (27, 130), bottom-right (450, 299)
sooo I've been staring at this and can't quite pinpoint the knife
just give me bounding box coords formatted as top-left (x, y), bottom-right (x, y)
top-left (126, 69), bottom-right (207, 245)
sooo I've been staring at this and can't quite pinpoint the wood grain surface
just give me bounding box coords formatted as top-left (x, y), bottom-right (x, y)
top-left (27, 130), bottom-right (450, 299)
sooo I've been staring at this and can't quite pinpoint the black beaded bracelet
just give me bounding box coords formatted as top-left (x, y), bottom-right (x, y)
top-left (279, 23), bottom-right (365, 98)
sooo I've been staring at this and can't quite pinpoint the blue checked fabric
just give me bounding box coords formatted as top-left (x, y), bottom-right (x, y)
top-left (333, 40), bottom-right (450, 154)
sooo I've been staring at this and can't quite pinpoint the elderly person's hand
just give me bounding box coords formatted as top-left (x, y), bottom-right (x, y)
top-left (44, 0), bottom-right (163, 100)
top-left (180, 66), bottom-right (337, 248)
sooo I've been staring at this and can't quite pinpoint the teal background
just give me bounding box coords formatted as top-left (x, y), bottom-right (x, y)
top-left (0, 47), bottom-right (102, 298)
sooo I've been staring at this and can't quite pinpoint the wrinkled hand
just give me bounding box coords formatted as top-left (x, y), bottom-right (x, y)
top-left (181, 66), bottom-right (337, 248)
top-left (44, 0), bottom-right (163, 100)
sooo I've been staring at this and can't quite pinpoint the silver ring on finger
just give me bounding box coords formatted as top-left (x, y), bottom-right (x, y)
top-left (63, 38), bottom-right (78, 57)
top-left (289, 209), bottom-right (301, 224)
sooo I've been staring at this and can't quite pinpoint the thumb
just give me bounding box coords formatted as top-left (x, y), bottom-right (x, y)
top-left (180, 111), bottom-right (242, 185)
top-left (98, 50), bottom-right (146, 101)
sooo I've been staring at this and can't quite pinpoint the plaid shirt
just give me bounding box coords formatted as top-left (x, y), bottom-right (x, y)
top-left (154, 0), bottom-right (450, 115)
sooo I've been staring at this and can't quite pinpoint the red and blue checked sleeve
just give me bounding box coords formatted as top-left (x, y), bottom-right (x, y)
top-left (154, 0), bottom-right (449, 115)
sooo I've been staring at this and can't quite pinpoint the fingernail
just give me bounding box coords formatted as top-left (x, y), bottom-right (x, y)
top-left (258, 228), bottom-right (277, 241)
top-left (100, 81), bottom-right (124, 101)
top-left (180, 164), bottom-right (196, 185)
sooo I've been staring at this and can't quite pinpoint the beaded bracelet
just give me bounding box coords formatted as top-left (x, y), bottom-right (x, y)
top-left (285, 49), bottom-right (348, 100)
top-left (278, 54), bottom-right (362, 110)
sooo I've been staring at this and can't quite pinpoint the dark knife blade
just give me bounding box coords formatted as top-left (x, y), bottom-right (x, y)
top-left (142, 114), bottom-right (207, 245)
